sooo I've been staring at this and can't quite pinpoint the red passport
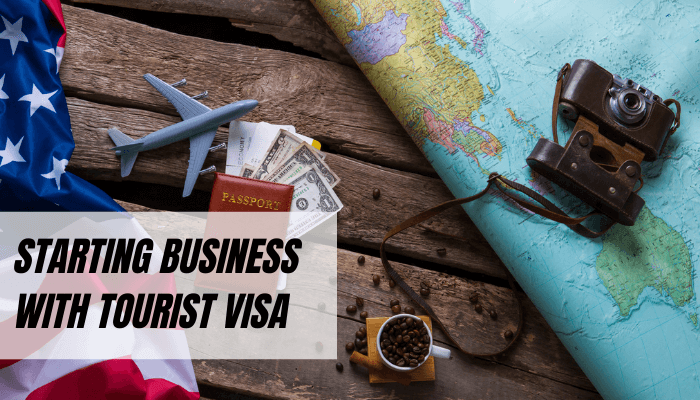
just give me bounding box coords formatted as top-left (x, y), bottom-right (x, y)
top-left (195, 173), bottom-right (294, 295)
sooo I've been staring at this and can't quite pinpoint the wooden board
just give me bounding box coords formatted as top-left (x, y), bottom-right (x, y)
top-left (66, 96), bottom-right (506, 278)
top-left (117, 200), bottom-right (598, 396)
top-left (60, 5), bottom-right (433, 177)
top-left (68, 0), bottom-right (356, 67)
top-left (366, 316), bottom-right (435, 383)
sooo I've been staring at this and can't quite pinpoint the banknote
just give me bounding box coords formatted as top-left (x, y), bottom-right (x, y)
top-left (286, 165), bottom-right (343, 239)
top-left (240, 163), bottom-right (255, 178)
top-left (251, 129), bottom-right (304, 181)
top-left (241, 123), bottom-right (297, 169)
top-left (267, 143), bottom-right (339, 188)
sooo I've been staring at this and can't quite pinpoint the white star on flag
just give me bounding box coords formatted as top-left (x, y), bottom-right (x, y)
top-left (0, 137), bottom-right (26, 167)
top-left (44, 47), bottom-right (62, 74)
top-left (0, 16), bottom-right (28, 55)
top-left (41, 157), bottom-right (69, 190)
top-left (0, 74), bottom-right (7, 100)
top-left (19, 84), bottom-right (57, 116)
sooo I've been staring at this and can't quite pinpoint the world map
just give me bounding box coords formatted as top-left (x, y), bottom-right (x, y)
top-left (310, 0), bottom-right (700, 398)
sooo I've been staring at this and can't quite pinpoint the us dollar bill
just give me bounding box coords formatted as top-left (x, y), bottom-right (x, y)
top-left (267, 142), bottom-right (339, 188)
top-left (240, 163), bottom-right (256, 178)
top-left (251, 129), bottom-right (303, 181)
top-left (287, 165), bottom-right (343, 239)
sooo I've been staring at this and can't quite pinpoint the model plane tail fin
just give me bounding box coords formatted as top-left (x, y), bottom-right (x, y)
top-left (108, 127), bottom-right (143, 177)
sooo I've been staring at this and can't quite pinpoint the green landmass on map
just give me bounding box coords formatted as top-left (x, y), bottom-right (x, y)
top-left (596, 207), bottom-right (694, 318)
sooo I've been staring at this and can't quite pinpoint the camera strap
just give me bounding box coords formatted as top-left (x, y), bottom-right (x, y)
top-left (378, 64), bottom-right (630, 359)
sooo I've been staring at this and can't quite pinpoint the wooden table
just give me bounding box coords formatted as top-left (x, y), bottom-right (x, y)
top-left (59, 1), bottom-right (602, 398)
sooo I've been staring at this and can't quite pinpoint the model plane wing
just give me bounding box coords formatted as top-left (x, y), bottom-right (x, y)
top-left (143, 74), bottom-right (211, 120)
top-left (182, 128), bottom-right (217, 197)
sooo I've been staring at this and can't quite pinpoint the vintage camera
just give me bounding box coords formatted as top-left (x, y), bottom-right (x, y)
top-left (527, 59), bottom-right (679, 226)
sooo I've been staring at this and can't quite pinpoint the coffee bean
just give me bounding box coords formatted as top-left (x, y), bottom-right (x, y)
top-left (469, 293), bottom-right (479, 304)
top-left (356, 330), bottom-right (366, 339)
top-left (400, 322), bottom-right (407, 330)
top-left (396, 359), bottom-right (405, 367)
top-left (418, 355), bottom-right (425, 362)
top-left (420, 327), bottom-right (428, 335)
top-left (504, 329), bottom-right (514, 339)
top-left (389, 279), bottom-right (396, 288)
top-left (391, 305), bottom-right (401, 314)
top-left (316, 342), bottom-right (323, 352)
top-left (359, 347), bottom-right (368, 356)
top-left (356, 297), bottom-right (364, 307)
top-left (355, 338), bottom-right (362, 348)
top-left (422, 335), bottom-right (430, 343)
top-left (474, 304), bottom-right (482, 313)
top-left (381, 332), bottom-right (388, 340)
top-left (422, 348), bottom-right (430, 355)
top-left (360, 311), bottom-right (368, 319)
top-left (420, 288), bottom-right (430, 297)
top-left (317, 302), bottom-right (326, 311)
top-left (346, 305), bottom-right (357, 314)
top-left (345, 342), bottom-right (355, 352)
top-left (436, 248), bottom-right (447, 256)
top-left (413, 346), bottom-right (421, 353)
top-left (357, 255), bottom-right (365, 264)
top-left (372, 275), bottom-right (381, 285)
top-left (382, 349), bottom-right (389, 358)
top-left (404, 306), bottom-right (415, 315)
top-left (407, 318), bottom-right (415, 327)
top-left (403, 335), bottom-right (410, 343)
top-left (489, 310), bottom-right (498, 320)
top-left (359, 326), bottom-right (366, 334)
top-left (335, 362), bottom-right (344, 372)
top-left (390, 299), bottom-right (400, 307)
top-left (360, 338), bottom-right (367, 347)
top-left (372, 188), bottom-right (381, 199)
top-left (409, 360), bottom-right (418, 367)
top-left (396, 335), bottom-right (403, 344)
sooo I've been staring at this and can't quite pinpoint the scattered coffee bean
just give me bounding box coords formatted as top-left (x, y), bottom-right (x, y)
top-left (316, 342), bottom-right (323, 352)
top-left (390, 299), bottom-right (400, 307)
top-left (360, 338), bottom-right (367, 347)
top-left (474, 304), bottom-right (482, 313)
top-left (346, 305), bottom-right (357, 314)
top-left (389, 279), bottom-right (396, 288)
top-left (336, 362), bottom-right (344, 372)
top-left (359, 347), bottom-right (368, 356)
top-left (420, 288), bottom-right (430, 297)
top-left (359, 326), bottom-right (366, 334)
top-left (357, 255), bottom-right (365, 265)
top-left (345, 342), bottom-right (355, 352)
top-left (356, 297), bottom-right (364, 307)
top-left (318, 302), bottom-right (326, 311)
top-left (372, 188), bottom-right (381, 199)
top-left (504, 329), bottom-right (514, 339)
top-left (391, 305), bottom-right (401, 314)
top-left (372, 275), bottom-right (381, 285)
top-left (360, 311), bottom-right (368, 319)
top-left (404, 306), bottom-right (415, 315)
top-left (469, 293), bottom-right (479, 304)
top-left (489, 310), bottom-right (498, 320)
top-left (355, 338), bottom-right (362, 348)
top-left (436, 248), bottom-right (447, 256)
top-left (355, 330), bottom-right (366, 339)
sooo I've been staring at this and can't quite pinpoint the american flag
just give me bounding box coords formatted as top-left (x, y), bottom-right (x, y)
top-left (0, 1), bottom-right (199, 398)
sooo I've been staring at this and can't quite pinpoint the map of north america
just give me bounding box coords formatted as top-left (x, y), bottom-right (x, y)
top-left (311, 0), bottom-right (700, 398)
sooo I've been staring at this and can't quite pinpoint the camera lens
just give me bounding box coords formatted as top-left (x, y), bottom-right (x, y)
top-left (609, 88), bottom-right (647, 125)
top-left (623, 93), bottom-right (641, 110)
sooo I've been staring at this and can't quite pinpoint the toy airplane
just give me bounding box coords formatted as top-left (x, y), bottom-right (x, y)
top-left (108, 74), bottom-right (258, 197)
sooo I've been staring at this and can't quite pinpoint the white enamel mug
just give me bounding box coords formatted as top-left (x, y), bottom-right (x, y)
top-left (376, 314), bottom-right (452, 372)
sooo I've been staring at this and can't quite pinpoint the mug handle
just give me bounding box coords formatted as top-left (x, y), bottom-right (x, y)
top-left (432, 345), bottom-right (452, 359)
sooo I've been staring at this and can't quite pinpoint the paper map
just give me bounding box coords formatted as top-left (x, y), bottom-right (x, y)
top-left (310, 0), bottom-right (700, 398)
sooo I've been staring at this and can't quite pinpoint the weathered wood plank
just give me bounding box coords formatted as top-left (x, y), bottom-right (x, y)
top-left (114, 200), bottom-right (597, 397)
top-left (60, 5), bottom-right (432, 176)
top-left (66, 96), bottom-right (504, 277)
top-left (68, 0), bottom-right (356, 67)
